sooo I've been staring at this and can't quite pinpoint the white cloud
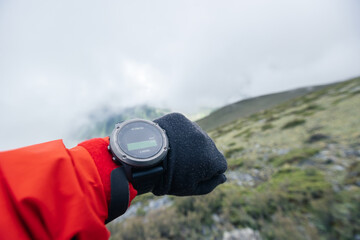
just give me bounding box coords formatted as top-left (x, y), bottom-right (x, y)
top-left (0, 0), bottom-right (359, 149)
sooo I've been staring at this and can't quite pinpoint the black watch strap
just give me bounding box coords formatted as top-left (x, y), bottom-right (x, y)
top-left (131, 166), bottom-right (164, 195)
top-left (105, 167), bottom-right (129, 224)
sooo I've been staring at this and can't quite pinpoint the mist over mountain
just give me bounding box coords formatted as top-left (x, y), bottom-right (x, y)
top-left (74, 105), bottom-right (170, 141)
top-left (76, 79), bottom-right (344, 141)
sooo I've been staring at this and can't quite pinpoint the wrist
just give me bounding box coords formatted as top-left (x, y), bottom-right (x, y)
top-left (78, 137), bottom-right (137, 213)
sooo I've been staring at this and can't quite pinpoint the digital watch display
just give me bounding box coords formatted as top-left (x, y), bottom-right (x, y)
top-left (117, 121), bottom-right (164, 160)
top-left (109, 119), bottom-right (169, 168)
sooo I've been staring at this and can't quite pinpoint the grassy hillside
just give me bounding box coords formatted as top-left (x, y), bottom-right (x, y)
top-left (196, 83), bottom-right (337, 132)
top-left (107, 77), bottom-right (360, 240)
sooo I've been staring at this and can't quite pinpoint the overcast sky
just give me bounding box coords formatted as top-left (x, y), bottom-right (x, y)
top-left (0, 0), bottom-right (359, 150)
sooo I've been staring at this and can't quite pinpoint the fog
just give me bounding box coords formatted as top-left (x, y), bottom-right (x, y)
top-left (0, 0), bottom-right (359, 149)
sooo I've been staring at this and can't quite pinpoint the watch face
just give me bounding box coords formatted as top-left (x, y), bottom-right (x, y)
top-left (117, 121), bottom-right (164, 159)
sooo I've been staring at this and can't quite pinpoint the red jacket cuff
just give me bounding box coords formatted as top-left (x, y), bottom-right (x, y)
top-left (78, 137), bottom-right (137, 208)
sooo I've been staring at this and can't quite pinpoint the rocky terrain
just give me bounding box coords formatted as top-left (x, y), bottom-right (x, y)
top-left (107, 77), bottom-right (360, 240)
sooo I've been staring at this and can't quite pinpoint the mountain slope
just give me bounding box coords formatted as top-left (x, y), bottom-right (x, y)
top-left (107, 77), bottom-right (360, 240)
top-left (196, 82), bottom-right (339, 132)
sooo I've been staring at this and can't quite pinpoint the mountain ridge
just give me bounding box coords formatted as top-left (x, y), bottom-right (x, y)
top-left (196, 81), bottom-right (343, 132)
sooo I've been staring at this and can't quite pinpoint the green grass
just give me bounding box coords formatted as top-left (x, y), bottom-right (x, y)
top-left (269, 147), bottom-right (320, 167)
top-left (222, 168), bottom-right (331, 230)
top-left (282, 119), bottom-right (306, 129)
top-left (262, 123), bottom-right (274, 131)
top-left (227, 158), bottom-right (245, 169)
top-left (258, 167), bottom-right (330, 202)
top-left (224, 147), bottom-right (244, 158)
top-left (287, 104), bottom-right (325, 117)
top-left (234, 128), bottom-right (253, 138)
top-left (130, 192), bottom-right (156, 205)
top-left (227, 158), bottom-right (260, 170)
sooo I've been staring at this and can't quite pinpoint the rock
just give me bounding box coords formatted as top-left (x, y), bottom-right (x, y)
top-left (143, 196), bottom-right (172, 212)
top-left (258, 119), bottom-right (266, 124)
top-left (317, 150), bottom-right (330, 159)
top-left (114, 196), bottom-right (172, 222)
top-left (226, 171), bottom-right (256, 186)
top-left (345, 149), bottom-right (360, 157)
top-left (327, 144), bottom-right (337, 150)
top-left (356, 181), bottom-right (360, 187)
top-left (332, 165), bottom-right (345, 171)
top-left (273, 148), bottom-right (290, 155)
top-left (223, 228), bottom-right (262, 240)
top-left (315, 149), bottom-right (338, 165)
top-left (114, 202), bottom-right (142, 222)
top-left (332, 185), bottom-right (341, 193)
top-left (212, 214), bottom-right (221, 223)
top-left (298, 159), bottom-right (316, 166)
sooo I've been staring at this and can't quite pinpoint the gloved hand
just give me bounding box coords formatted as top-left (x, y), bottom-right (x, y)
top-left (152, 113), bottom-right (227, 196)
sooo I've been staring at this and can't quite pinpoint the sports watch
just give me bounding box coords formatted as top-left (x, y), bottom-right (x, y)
top-left (108, 119), bottom-right (169, 194)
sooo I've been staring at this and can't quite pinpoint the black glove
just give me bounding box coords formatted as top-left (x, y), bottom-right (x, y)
top-left (152, 113), bottom-right (227, 196)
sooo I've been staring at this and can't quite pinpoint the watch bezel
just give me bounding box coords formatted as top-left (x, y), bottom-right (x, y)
top-left (109, 119), bottom-right (169, 168)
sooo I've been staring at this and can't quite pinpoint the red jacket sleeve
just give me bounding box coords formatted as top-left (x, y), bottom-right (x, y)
top-left (0, 138), bottom-right (137, 240)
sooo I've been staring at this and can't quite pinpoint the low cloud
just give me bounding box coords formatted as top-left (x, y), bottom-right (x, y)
top-left (0, 0), bottom-right (359, 149)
